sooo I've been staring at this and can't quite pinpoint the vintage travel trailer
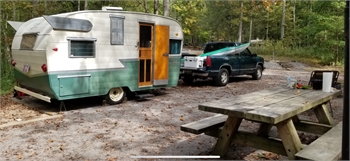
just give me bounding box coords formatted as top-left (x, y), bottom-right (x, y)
top-left (8, 7), bottom-right (183, 105)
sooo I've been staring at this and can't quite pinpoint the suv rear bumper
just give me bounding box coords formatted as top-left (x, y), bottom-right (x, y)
top-left (180, 69), bottom-right (218, 77)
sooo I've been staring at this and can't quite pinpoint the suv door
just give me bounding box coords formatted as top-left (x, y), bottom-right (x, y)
top-left (227, 52), bottom-right (240, 75)
top-left (239, 48), bottom-right (256, 74)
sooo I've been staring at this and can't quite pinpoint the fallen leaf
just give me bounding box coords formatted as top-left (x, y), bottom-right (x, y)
top-left (180, 117), bottom-right (184, 121)
top-left (294, 90), bottom-right (300, 95)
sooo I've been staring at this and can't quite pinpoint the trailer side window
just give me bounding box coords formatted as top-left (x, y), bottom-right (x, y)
top-left (68, 37), bottom-right (96, 58)
top-left (20, 33), bottom-right (38, 50)
top-left (110, 16), bottom-right (125, 45)
top-left (169, 39), bottom-right (182, 54)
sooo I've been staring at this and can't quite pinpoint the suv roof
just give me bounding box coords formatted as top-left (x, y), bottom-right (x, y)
top-left (204, 42), bottom-right (240, 53)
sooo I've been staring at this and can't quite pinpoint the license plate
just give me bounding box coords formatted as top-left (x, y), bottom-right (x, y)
top-left (23, 64), bottom-right (30, 73)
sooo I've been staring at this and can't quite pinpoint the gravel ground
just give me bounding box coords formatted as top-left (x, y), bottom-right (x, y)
top-left (0, 61), bottom-right (344, 160)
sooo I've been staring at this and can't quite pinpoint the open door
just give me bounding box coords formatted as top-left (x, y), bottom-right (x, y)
top-left (138, 24), bottom-right (153, 87)
top-left (153, 25), bottom-right (169, 86)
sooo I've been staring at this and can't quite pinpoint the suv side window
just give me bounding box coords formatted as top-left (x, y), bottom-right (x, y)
top-left (240, 48), bottom-right (251, 56)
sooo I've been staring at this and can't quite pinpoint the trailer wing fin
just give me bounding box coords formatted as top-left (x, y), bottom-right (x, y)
top-left (7, 21), bottom-right (24, 31)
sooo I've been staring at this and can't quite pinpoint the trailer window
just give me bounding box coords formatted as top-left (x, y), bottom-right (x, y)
top-left (68, 38), bottom-right (96, 58)
top-left (110, 16), bottom-right (125, 45)
top-left (20, 33), bottom-right (37, 50)
top-left (169, 39), bottom-right (181, 54)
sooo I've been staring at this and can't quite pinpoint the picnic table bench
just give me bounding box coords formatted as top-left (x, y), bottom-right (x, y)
top-left (181, 86), bottom-right (342, 160)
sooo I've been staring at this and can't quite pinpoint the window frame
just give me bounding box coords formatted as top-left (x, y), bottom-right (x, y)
top-left (110, 15), bottom-right (125, 45)
top-left (67, 37), bottom-right (97, 58)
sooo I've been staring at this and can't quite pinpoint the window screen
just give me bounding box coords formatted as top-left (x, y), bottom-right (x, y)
top-left (68, 38), bottom-right (96, 58)
top-left (110, 16), bottom-right (124, 45)
top-left (20, 33), bottom-right (37, 50)
top-left (169, 39), bottom-right (182, 54)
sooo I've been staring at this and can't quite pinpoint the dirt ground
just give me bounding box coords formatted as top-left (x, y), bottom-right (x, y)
top-left (0, 60), bottom-right (344, 161)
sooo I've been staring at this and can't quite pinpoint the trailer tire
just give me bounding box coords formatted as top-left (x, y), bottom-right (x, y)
top-left (105, 87), bottom-right (126, 105)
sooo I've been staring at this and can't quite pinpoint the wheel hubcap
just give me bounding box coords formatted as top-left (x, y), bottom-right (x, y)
top-left (109, 87), bottom-right (124, 102)
top-left (221, 72), bottom-right (228, 83)
top-left (257, 69), bottom-right (262, 78)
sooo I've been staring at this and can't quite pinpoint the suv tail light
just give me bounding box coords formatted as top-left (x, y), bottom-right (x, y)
top-left (204, 56), bottom-right (211, 67)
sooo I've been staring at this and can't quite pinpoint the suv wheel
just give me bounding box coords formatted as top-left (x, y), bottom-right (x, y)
top-left (215, 68), bottom-right (229, 86)
top-left (252, 66), bottom-right (262, 80)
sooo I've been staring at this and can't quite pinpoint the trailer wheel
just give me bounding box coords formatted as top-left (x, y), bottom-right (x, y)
top-left (105, 87), bottom-right (126, 105)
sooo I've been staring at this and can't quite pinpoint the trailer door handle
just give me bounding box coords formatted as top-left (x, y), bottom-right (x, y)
top-left (163, 53), bottom-right (169, 56)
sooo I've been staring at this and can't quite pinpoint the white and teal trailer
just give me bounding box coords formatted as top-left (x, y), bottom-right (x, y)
top-left (8, 7), bottom-right (183, 105)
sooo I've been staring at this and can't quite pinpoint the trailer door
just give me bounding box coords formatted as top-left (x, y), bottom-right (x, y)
top-left (153, 25), bottom-right (169, 86)
top-left (138, 24), bottom-right (153, 87)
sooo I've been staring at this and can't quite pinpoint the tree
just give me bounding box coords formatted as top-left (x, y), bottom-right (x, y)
top-left (238, 1), bottom-right (243, 43)
top-left (154, 0), bottom-right (159, 14)
top-left (163, 0), bottom-right (169, 16)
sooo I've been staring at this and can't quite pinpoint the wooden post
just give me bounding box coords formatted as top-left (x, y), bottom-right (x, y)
top-left (276, 119), bottom-right (302, 160)
top-left (212, 116), bottom-right (242, 157)
top-left (314, 104), bottom-right (334, 126)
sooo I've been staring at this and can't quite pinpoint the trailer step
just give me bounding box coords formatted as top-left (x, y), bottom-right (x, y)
top-left (135, 93), bottom-right (155, 100)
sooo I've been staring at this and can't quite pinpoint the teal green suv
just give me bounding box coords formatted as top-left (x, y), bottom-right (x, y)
top-left (180, 42), bottom-right (265, 86)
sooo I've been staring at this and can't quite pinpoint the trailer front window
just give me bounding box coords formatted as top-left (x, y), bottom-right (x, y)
top-left (68, 37), bottom-right (96, 58)
top-left (169, 39), bottom-right (182, 54)
top-left (20, 33), bottom-right (38, 50)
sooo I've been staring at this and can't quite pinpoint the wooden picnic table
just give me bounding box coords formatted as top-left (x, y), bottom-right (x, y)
top-left (197, 86), bottom-right (342, 159)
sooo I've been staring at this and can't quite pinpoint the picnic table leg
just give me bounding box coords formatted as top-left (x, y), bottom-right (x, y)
top-left (314, 104), bottom-right (334, 126)
top-left (212, 116), bottom-right (242, 157)
top-left (276, 119), bottom-right (302, 160)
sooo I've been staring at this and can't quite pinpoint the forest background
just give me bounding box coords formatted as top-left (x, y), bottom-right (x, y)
top-left (0, 0), bottom-right (345, 95)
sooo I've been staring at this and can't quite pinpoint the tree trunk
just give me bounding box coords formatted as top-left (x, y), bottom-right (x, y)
top-left (238, 1), bottom-right (243, 43)
top-left (335, 32), bottom-right (339, 65)
top-left (12, 1), bottom-right (16, 21)
top-left (293, 0), bottom-right (296, 39)
top-left (163, 0), bottom-right (169, 16)
top-left (44, 0), bottom-right (47, 14)
top-left (266, 12), bottom-right (269, 40)
top-left (249, 16), bottom-right (252, 42)
top-left (32, 0), bottom-right (38, 18)
top-left (78, 0), bottom-right (80, 11)
top-left (154, 0), bottom-right (158, 14)
top-left (84, 0), bottom-right (88, 10)
top-left (281, 0), bottom-right (286, 39)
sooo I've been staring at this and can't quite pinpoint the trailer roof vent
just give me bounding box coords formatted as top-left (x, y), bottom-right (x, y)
top-left (102, 6), bottom-right (123, 11)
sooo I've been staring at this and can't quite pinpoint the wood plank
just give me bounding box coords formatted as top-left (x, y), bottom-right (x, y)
top-left (294, 120), bottom-right (333, 135)
top-left (245, 90), bottom-right (341, 124)
top-left (212, 116), bottom-right (242, 157)
top-left (180, 114), bottom-right (227, 134)
top-left (314, 104), bottom-right (334, 126)
top-left (295, 122), bottom-right (342, 161)
top-left (199, 88), bottom-right (312, 118)
top-left (276, 119), bottom-right (303, 160)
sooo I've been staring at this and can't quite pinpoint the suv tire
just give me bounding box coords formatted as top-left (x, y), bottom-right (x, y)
top-left (215, 68), bottom-right (229, 86)
top-left (252, 66), bottom-right (262, 80)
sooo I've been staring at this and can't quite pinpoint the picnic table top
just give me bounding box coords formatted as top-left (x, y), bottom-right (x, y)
top-left (199, 86), bottom-right (342, 124)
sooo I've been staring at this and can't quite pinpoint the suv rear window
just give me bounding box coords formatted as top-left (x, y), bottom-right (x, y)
top-left (203, 42), bottom-right (238, 53)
